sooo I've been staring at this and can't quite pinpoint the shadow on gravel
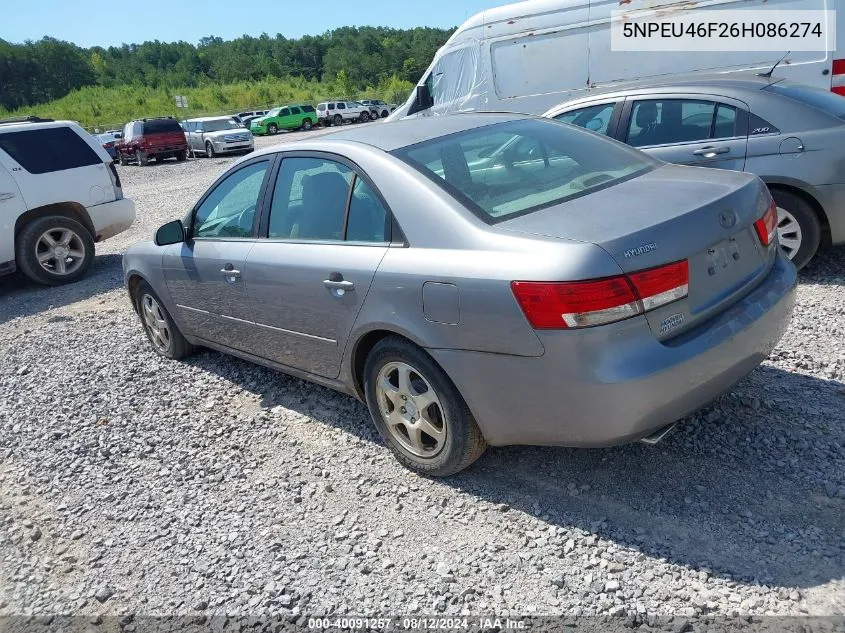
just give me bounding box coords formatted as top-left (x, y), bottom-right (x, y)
top-left (800, 246), bottom-right (845, 285)
top-left (191, 351), bottom-right (845, 592)
top-left (0, 254), bottom-right (124, 325)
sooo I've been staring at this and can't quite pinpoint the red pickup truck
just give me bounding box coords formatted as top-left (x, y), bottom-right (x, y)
top-left (117, 117), bottom-right (188, 166)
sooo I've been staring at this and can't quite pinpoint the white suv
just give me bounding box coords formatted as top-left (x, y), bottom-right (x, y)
top-left (0, 117), bottom-right (136, 285)
top-left (316, 101), bottom-right (372, 126)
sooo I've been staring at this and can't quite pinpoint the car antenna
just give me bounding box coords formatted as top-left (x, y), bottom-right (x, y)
top-left (757, 51), bottom-right (790, 78)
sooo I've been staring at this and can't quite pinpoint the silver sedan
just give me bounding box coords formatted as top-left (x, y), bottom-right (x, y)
top-left (123, 113), bottom-right (797, 476)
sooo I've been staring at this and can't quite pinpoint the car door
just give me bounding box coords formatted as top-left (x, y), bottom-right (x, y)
top-left (277, 107), bottom-right (292, 129)
top-left (288, 106), bottom-right (302, 128)
top-left (162, 157), bottom-right (274, 353)
top-left (245, 153), bottom-right (392, 379)
top-left (620, 95), bottom-right (748, 171)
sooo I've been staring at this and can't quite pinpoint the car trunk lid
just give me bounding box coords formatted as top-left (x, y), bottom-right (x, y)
top-left (498, 165), bottom-right (777, 340)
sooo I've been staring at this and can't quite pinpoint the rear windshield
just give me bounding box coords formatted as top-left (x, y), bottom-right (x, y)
top-left (0, 127), bottom-right (102, 174)
top-left (394, 119), bottom-right (654, 223)
top-left (142, 119), bottom-right (183, 135)
top-left (763, 82), bottom-right (845, 119)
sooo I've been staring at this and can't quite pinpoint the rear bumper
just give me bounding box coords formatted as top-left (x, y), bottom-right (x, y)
top-left (430, 252), bottom-right (797, 447)
top-left (87, 198), bottom-right (136, 241)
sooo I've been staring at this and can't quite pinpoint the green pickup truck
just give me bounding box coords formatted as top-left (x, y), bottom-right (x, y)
top-left (250, 104), bottom-right (317, 135)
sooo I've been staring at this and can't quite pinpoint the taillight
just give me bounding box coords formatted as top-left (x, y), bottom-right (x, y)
top-left (511, 260), bottom-right (689, 330)
top-left (754, 200), bottom-right (778, 247)
top-left (832, 59), bottom-right (845, 95)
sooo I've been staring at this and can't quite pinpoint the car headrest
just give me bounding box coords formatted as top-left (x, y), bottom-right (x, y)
top-left (635, 102), bottom-right (659, 128)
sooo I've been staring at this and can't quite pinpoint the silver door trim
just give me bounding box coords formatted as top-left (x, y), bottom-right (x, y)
top-left (254, 321), bottom-right (337, 345)
top-left (220, 314), bottom-right (254, 325)
top-left (176, 304), bottom-right (210, 315)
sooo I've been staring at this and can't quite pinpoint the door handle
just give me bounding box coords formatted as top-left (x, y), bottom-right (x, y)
top-left (693, 146), bottom-right (730, 157)
top-left (0, 192), bottom-right (15, 202)
top-left (221, 264), bottom-right (241, 279)
top-left (323, 279), bottom-right (354, 290)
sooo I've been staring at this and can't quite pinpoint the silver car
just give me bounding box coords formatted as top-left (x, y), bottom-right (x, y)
top-left (543, 73), bottom-right (845, 269)
top-left (123, 114), bottom-right (796, 476)
top-left (182, 116), bottom-right (254, 158)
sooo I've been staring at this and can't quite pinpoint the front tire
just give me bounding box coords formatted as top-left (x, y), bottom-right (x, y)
top-left (363, 336), bottom-right (487, 476)
top-left (770, 189), bottom-right (821, 270)
top-left (268, 123), bottom-right (278, 135)
top-left (206, 142), bottom-right (216, 159)
top-left (134, 281), bottom-right (193, 360)
top-left (16, 215), bottom-right (94, 286)
top-left (119, 153), bottom-right (127, 166)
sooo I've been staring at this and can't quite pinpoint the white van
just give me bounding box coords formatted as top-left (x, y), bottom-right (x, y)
top-left (391, 0), bottom-right (844, 119)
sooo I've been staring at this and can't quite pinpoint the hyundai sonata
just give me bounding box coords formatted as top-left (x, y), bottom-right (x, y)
top-left (123, 113), bottom-right (796, 476)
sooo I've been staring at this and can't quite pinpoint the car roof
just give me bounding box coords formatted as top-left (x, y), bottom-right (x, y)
top-left (548, 72), bottom-right (789, 109)
top-left (310, 112), bottom-right (531, 151)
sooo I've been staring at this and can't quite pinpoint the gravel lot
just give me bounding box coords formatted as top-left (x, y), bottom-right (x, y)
top-left (1, 123), bottom-right (844, 623)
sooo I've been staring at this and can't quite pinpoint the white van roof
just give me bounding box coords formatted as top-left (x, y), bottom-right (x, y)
top-left (454, 0), bottom-right (584, 40)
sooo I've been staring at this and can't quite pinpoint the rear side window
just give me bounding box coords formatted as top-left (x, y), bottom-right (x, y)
top-left (764, 82), bottom-right (845, 119)
top-left (337, 103), bottom-right (346, 110)
top-left (328, 103), bottom-right (335, 110)
top-left (0, 127), bottom-right (101, 174)
top-left (142, 119), bottom-right (182, 135)
top-left (749, 112), bottom-right (780, 135)
top-left (554, 103), bottom-right (616, 135)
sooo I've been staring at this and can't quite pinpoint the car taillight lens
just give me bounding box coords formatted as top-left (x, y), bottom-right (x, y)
top-left (511, 260), bottom-right (689, 329)
top-left (832, 59), bottom-right (845, 95)
top-left (754, 200), bottom-right (778, 247)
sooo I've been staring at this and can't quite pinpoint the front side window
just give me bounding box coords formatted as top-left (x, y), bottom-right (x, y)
top-left (0, 127), bottom-right (102, 174)
top-left (554, 103), bottom-right (616, 136)
top-left (280, 108), bottom-right (291, 117)
top-left (395, 119), bottom-right (653, 223)
top-left (627, 99), bottom-right (738, 147)
top-left (268, 158), bottom-right (353, 240)
top-left (193, 161), bottom-right (270, 239)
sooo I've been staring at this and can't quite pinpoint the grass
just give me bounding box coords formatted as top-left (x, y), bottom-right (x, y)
top-left (0, 75), bottom-right (414, 131)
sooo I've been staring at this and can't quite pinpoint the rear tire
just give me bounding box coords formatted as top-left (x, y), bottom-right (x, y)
top-left (176, 150), bottom-right (187, 162)
top-left (134, 281), bottom-right (193, 360)
top-left (333, 114), bottom-right (343, 126)
top-left (770, 188), bottom-right (821, 270)
top-left (16, 215), bottom-right (95, 286)
top-left (137, 151), bottom-right (149, 166)
top-left (118, 153), bottom-right (127, 166)
top-left (363, 336), bottom-right (487, 477)
top-left (360, 111), bottom-right (370, 123)
top-left (381, 109), bottom-right (389, 118)
top-left (302, 119), bottom-right (313, 131)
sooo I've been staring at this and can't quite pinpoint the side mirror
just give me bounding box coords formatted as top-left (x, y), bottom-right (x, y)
top-left (417, 83), bottom-right (433, 110)
top-left (155, 220), bottom-right (185, 246)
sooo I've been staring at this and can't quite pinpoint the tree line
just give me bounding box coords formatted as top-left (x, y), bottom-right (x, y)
top-left (0, 27), bottom-right (453, 112)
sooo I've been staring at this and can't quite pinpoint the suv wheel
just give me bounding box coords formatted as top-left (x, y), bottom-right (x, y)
top-left (364, 336), bottom-right (487, 476)
top-left (302, 119), bottom-right (313, 131)
top-left (118, 153), bottom-right (128, 166)
top-left (360, 111), bottom-right (370, 123)
top-left (137, 151), bottom-right (149, 166)
top-left (381, 109), bottom-right (389, 118)
top-left (206, 141), bottom-right (216, 158)
top-left (333, 114), bottom-right (343, 126)
top-left (268, 123), bottom-right (278, 135)
top-left (16, 215), bottom-right (95, 286)
top-left (176, 150), bottom-right (187, 162)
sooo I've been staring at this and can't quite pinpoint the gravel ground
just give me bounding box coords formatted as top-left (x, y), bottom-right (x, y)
top-left (1, 123), bottom-right (844, 623)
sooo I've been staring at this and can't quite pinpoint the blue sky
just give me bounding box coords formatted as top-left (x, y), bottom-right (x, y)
top-left (2, 0), bottom-right (514, 48)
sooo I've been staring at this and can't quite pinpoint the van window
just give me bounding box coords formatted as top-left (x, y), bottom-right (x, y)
top-left (554, 103), bottom-right (616, 135)
top-left (431, 47), bottom-right (478, 105)
top-left (763, 82), bottom-right (845, 119)
top-left (0, 127), bottom-right (102, 174)
top-left (395, 119), bottom-right (653, 224)
top-left (491, 31), bottom-right (588, 100)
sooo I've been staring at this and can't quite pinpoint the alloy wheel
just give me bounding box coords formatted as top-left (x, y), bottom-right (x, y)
top-left (141, 294), bottom-right (172, 353)
top-left (776, 206), bottom-right (803, 261)
top-left (35, 228), bottom-right (86, 276)
top-left (375, 361), bottom-right (446, 458)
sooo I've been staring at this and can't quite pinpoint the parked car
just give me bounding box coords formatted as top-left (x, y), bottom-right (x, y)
top-left (390, 0), bottom-right (843, 120)
top-left (124, 113), bottom-right (795, 476)
top-left (360, 99), bottom-right (396, 118)
top-left (182, 116), bottom-right (254, 158)
top-left (240, 114), bottom-right (266, 130)
top-left (237, 110), bottom-right (268, 121)
top-left (250, 104), bottom-right (317, 135)
top-left (0, 116), bottom-right (135, 285)
top-left (94, 132), bottom-right (120, 160)
top-left (316, 101), bottom-right (372, 126)
top-left (117, 117), bottom-right (188, 166)
top-left (544, 73), bottom-right (845, 269)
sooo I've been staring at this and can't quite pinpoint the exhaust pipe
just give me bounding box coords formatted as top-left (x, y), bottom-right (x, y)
top-left (639, 422), bottom-right (677, 445)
